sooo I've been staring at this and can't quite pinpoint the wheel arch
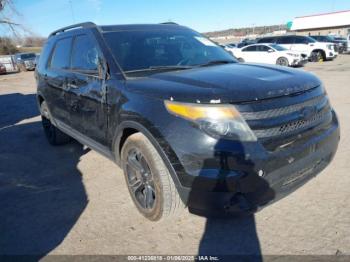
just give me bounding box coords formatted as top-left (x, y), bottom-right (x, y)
top-left (312, 49), bottom-right (326, 60)
top-left (112, 120), bottom-right (188, 204)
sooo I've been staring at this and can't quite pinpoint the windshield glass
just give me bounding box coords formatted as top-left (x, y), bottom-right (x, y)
top-left (269, 44), bottom-right (287, 51)
top-left (103, 29), bottom-right (236, 75)
top-left (20, 53), bottom-right (36, 59)
top-left (306, 36), bottom-right (316, 43)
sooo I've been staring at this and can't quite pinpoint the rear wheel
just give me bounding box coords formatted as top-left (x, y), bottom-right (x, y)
top-left (121, 133), bottom-right (184, 221)
top-left (276, 57), bottom-right (289, 66)
top-left (40, 101), bottom-right (71, 145)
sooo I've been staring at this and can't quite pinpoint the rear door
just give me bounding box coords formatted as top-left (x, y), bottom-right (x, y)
top-left (254, 45), bottom-right (275, 64)
top-left (240, 45), bottom-right (257, 62)
top-left (44, 37), bottom-right (73, 126)
top-left (66, 32), bottom-right (108, 145)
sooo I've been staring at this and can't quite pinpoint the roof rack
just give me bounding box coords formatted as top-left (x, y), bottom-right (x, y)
top-left (160, 22), bottom-right (178, 25)
top-left (49, 22), bottom-right (97, 37)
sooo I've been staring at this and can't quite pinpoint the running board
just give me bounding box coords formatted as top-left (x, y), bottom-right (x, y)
top-left (55, 119), bottom-right (115, 161)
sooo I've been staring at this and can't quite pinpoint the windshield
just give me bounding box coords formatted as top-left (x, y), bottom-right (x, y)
top-left (305, 36), bottom-right (317, 43)
top-left (102, 29), bottom-right (236, 75)
top-left (269, 44), bottom-right (287, 51)
top-left (20, 53), bottom-right (36, 60)
top-left (334, 37), bottom-right (346, 41)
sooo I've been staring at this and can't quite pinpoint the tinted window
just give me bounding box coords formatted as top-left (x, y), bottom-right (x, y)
top-left (242, 46), bottom-right (257, 52)
top-left (258, 37), bottom-right (275, 43)
top-left (20, 53), bottom-right (36, 59)
top-left (256, 45), bottom-right (270, 51)
top-left (294, 36), bottom-right (310, 44)
top-left (103, 29), bottom-right (235, 74)
top-left (71, 34), bottom-right (99, 71)
top-left (277, 36), bottom-right (295, 44)
top-left (50, 37), bottom-right (72, 69)
top-left (269, 44), bottom-right (287, 51)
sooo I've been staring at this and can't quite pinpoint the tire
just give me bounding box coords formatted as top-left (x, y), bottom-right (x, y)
top-left (238, 58), bottom-right (245, 62)
top-left (310, 50), bottom-right (324, 62)
top-left (276, 57), bottom-right (289, 66)
top-left (40, 101), bottom-right (71, 145)
top-left (121, 133), bottom-right (184, 221)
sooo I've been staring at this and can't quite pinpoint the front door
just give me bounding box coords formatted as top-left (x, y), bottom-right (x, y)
top-left (66, 33), bottom-right (108, 146)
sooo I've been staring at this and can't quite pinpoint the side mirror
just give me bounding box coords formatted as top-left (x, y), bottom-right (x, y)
top-left (267, 49), bottom-right (274, 53)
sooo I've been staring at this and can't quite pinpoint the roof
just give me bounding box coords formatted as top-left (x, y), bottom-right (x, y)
top-left (291, 10), bottom-right (350, 31)
top-left (49, 22), bottom-right (186, 37)
top-left (100, 23), bottom-right (187, 32)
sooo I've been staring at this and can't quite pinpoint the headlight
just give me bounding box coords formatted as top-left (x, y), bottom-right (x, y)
top-left (287, 53), bottom-right (299, 57)
top-left (327, 44), bottom-right (333, 50)
top-left (164, 100), bottom-right (257, 141)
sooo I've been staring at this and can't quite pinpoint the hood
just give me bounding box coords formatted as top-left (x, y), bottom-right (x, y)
top-left (125, 63), bottom-right (321, 103)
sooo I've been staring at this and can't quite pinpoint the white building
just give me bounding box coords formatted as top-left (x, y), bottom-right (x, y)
top-left (290, 10), bottom-right (350, 36)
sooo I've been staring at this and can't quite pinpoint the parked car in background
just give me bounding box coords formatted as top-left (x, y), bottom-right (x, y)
top-left (310, 35), bottom-right (347, 54)
top-left (219, 44), bottom-right (237, 56)
top-left (226, 43), bottom-right (237, 48)
top-left (0, 63), bottom-right (6, 74)
top-left (237, 39), bottom-right (256, 48)
top-left (36, 22), bottom-right (339, 221)
top-left (15, 52), bottom-right (36, 71)
top-left (34, 54), bottom-right (40, 67)
top-left (232, 44), bottom-right (307, 66)
top-left (257, 35), bottom-right (337, 62)
top-left (0, 55), bottom-right (18, 73)
top-left (347, 34), bottom-right (350, 52)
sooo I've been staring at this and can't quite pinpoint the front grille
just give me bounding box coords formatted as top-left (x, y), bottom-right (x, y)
top-left (239, 87), bottom-right (332, 151)
top-left (334, 44), bottom-right (339, 52)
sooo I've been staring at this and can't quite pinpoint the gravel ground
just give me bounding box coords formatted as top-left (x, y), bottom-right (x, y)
top-left (0, 56), bottom-right (349, 258)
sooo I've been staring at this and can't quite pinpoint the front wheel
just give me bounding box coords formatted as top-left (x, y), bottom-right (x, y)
top-left (310, 51), bottom-right (324, 62)
top-left (121, 133), bottom-right (184, 221)
top-left (276, 57), bottom-right (289, 66)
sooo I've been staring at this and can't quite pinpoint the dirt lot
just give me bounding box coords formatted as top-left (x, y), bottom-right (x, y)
top-left (0, 56), bottom-right (350, 257)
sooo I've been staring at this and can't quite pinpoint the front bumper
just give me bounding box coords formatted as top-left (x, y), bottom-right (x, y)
top-left (166, 111), bottom-right (340, 216)
top-left (291, 58), bottom-right (308, 66)
top-left (326, 50), bottom-right (338, 60)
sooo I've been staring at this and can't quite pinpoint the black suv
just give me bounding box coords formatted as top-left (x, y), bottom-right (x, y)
top-left (35, 22), bottom-right (340, 221)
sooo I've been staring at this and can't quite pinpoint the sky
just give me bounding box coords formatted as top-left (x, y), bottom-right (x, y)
top-left (5, 0), bottom-right (350, 36)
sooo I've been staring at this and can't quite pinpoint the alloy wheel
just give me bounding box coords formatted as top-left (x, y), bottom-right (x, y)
top-left (126, 148), bottom-right (156, 210)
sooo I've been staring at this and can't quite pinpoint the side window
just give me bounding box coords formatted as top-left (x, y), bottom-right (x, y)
top-left (242, 46), bottom-right (257, 52)
top-left (277, 36), bottom-right (294, 44)
top-left (259, 37), bottom-right (274, 43)
top-left (294, 36), bottom-right (309, 44)
top-left (50, 37), bottom-right (72, 69)
top-left (256, 45), bottom-right (269, 52)
top-left (71, 34), bottom-right (99, 72)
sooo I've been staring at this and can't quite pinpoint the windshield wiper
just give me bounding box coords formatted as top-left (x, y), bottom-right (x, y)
top-left (198, 60), bottom-right (235, 67)
top-left (124, 65), bottom-right (193, 74)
